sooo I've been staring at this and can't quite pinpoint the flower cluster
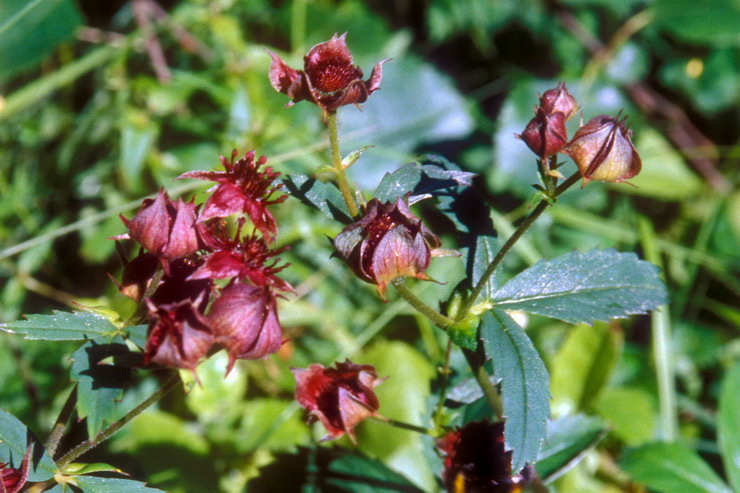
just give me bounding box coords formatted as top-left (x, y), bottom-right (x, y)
top-left (116, 150), bottom-right (291, 374)
top-left (519, 83), bottom-right (641, 185)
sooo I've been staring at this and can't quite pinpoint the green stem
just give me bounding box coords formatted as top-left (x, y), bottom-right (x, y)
top-left (327, 112), bottom-right (359, 218)
top-left (45, 385), bottom-right (78, 459)
top-left (392, 278), bottom-right (455, 328)
top-left (433, 339), bottom-right (454, 431)
top-left (464, 349), bottom-right (504, 418)
top-left (56, 373), bottom-right (180, 468)
top-left (372, 416), bottom-right (435, 436)
top-left (461, 171), bottom-right (582, 315)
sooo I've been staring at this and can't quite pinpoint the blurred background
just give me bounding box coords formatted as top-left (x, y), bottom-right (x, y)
top-left (0, 1), bottom-right (738, 492)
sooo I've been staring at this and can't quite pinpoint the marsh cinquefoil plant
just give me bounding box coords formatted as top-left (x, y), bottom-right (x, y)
top-left (1, 34), bottom-right (669, 492)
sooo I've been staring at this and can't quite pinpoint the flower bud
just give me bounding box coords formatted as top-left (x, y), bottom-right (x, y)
top-left (144, 298), bottom-right (213, 370)
top-left (333, 198), bottom-right (441, 299)
top-left (437, 421), bottom-right (529, 492)
top-left (268, 33), bottom-right (389, 113)
top-left (0, 444), bottom-right (32, 493)
top-left (207, 283), bottom-right (284, 374)
top-left (539, 82), bottom-right (578, 121)
top-left (564, 114), bottom-right (642, 185)
top-left (518, 109), bottom-right (568, 158)
top-left (292, 360), bottom-right (383, 443)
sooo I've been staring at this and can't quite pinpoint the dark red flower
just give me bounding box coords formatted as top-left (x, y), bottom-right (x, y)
top-left (437, 421), bottom-right (528, 493)
top-left (0, 444), bottom-right (32, 493)
top-left (333, 198), bottom-right (441, 299)
top-left (207, 283), bottom-right (284, 373)
top-left (268, 33), bottom-right (389, 113)
top-left (149, 258), bottom-right (213, 311)
top-left (114, 252), bottom-right (159, 303)
top-left (179, 150), bottom-right (287, 241)
top-left (539, 82), bottom-right (578, 121)
top-left (120, 189), bottom-right (200, 263)
top-left (564, 114), bottom-right (642, 186)
top-left (144, 298), bottom-right (213, 370)
top-left (292, 360), bottom-right (383, 443)
top-left (518, 109), bottom-right (569, 159)
top-left (190, 220), bottom-right (291, 292)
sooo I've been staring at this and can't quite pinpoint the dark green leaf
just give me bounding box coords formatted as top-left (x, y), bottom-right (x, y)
top-left (468, 235), bottom-right (500, 300)
top-left (0, 0), bottom-right (82, 80)
top-left (125, 324), bottom-right (148, 349)
top-left (0, 311), bottom-right (120, 341)
top-left (491, 249), bottom-right (667, 324)
top-left (621, 442), bottom-right (733, 493)
top-left (0, 409), bottom-right (57, 482)
top-left (719, 362), bottom-right (740, 491)
top-left (71, 337), bottom-right (138, 437)
top-left (72, 475), bottom-right (164, 492)
top-left (654, 0), bottom-right (740, 46)
top-left (282, 174), bottom-right (352, 224)
top-left (374, 163), bottom-right (423, 202)
top-left (373, 159), bottom-right (475, 203)
top-left (480, 310), bottom-right (549, 472)
top-left (536, 414), bottom-right (607, 483)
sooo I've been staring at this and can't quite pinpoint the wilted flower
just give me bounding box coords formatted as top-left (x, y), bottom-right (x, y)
top-left (207, 283), bottom-right (284, 373)
top-left (564, 114), bottom-right (642, 186)
top-left (437, 421), bottom-right (528, 493)
top-left (334, 198), bottom-right (441, 299)
top-left (0, 444), bottom-right (32, 493)
top-left (539, 82), bottom-right (578, 121)
top-left (119, 189), bottom-right (200, 265)
top-left (144, 298), bottom-right (213, 370)
top-left (292, 360), bottom-right (383, 443)
top-left (268, 33), bottom-right (389, 113)
top-left (190, 221), bottom-right (291, 292)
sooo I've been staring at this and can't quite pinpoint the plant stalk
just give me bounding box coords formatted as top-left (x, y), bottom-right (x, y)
top-left (373, 416), bottom-right (434, 436)
top-left (56, 373), bottom-right (180, 468)
top-left (464, 349), bottom-right (504, 418)
top-left (45, 385), bottom-right (78, 459)
top-left (392, 278), bottom-right (455, 328)
top-left (327, 112), bottom-right (359, 218)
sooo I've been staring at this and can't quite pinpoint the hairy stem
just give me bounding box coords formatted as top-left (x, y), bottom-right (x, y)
top-left (461, 171), bottom-right (582, 315)
top-left (327, 112), bottom-right (359, 218)
top-left (392, 278), bottom-right (455, 328)
top-left (56, 373), bottom-right (180, 468)
top-left (372, 416), bottom-right (435, 436)
top-left (45, 385), bottom-right (78, 459)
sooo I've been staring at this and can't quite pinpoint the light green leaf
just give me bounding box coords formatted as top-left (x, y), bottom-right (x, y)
top-left (594, 387), bottom-right (656, 446)
top-left (480, 310), bottom-right (550, 472)
top-left (622, 442), bottom-right (733, 493)
top-left (718, 362), bottom-right (740, 491)
top-left (0, 409), bottom-right (57, 482)
top-left (491, 249), bottom-right (667, 324)
top-left (536, 414), bottom-right (607, 483)
top-left (0, 310), bottom-right (119, 341)
top-left (551, 322), bottom-right (622, 415)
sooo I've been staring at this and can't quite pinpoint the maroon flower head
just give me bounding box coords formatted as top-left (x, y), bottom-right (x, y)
top-left (120, 189), bottom-right (200, 263)
top-left (114, 252), bottom-right (160, 303)
top-left (437, 421), bottom-right (528, 493)
top-left (268, 33), bottom-right (389, 113)
top-left (144, 298), bottom-right (213, 370)
top-left (564, 114), bottom-right (642, 186)
top-left (0, 444), bottom-right (32, 493)
top-left (208, 283), bottom-right (284, 373)
top-left (190, 221), bottom-right (292, 292)
top-left (539, 82), bottom-right (578, 121)
top-left (179, 150), bottom-right (287, 241)
top-left (292, 360), bottom-right (383, 443)
top-left (149, 258), bottom-right (213, 311)
top-left (334, 198), bottom-right (441, 299)
top-left (518, 109), bottom-right (568, 158)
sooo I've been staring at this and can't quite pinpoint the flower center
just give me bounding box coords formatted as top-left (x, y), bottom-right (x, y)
top-left (308, 59), bottom-right (360, 93)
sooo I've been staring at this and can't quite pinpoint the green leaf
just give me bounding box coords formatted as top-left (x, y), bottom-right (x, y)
top-left (70, 337), bottom-right (138, 437)
top-left (536, 414), bottom-right (607, 483)
top-left (0, 409), bottom-right (57, 482)
top-left (0, 0), bottom-right (82, 81)
top-left (119, 112), bottom-right (158, 193)
top-left (61, 462), bottom-right (124, 476)
top-left (551, 322), bottom-right (622, 414)
top-left (480, 310), bottom-right (549, 472)
top-left (718, 362), bottom-right (740, 491)
top-left (491, 249), bottom-right (667, 324)
top-left (282, 174), bottom-right (352, 223)
top-left (373, 158), bottom-right (475, 203)
top-left (654, 0), bottom-right (740, 46)
top-left (0, 310), bottom-right (120, 341)
top-left (593, 387), bottom-right (656, 446)
top-left (71, 475), bottom-right (164, 492)
top-left (621, 442), bottom-right (733, 493)
top-left (468, 235), bottom-right (500, 300)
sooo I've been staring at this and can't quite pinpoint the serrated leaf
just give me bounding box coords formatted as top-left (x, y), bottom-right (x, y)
top-left (72, 475), bottom-right (164, 492)
top-left (718, 362), bottom-right (740, 491)
top-left (468, 235), bottom-right (500, 300)
top-left (71, 337), bottom-right (137, 437)
top-left (374, 159), bottom-right (476, 203)
top-left (491, 249), bottom-right (667, 324)
top-left (0, 409), bottom-right (57, 482)
top-left (0, 311), bottom-right (120, 341)
top-left (536, 414), bottom-right (607, 483)
top-left (480, 310), bottom-right (549, 472)
top-left (282, 174), bottom-right (352, 223)
top-left (621, 442), bottom-right (733, 493)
